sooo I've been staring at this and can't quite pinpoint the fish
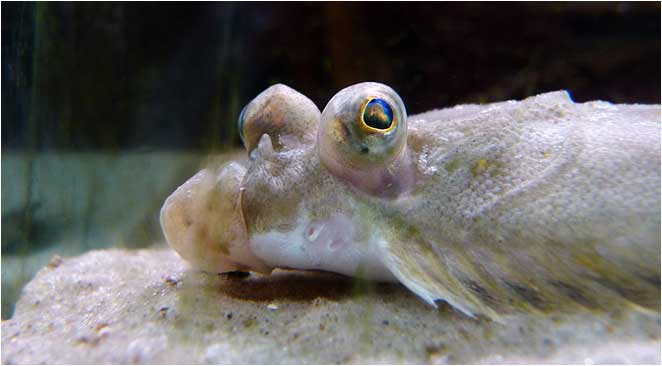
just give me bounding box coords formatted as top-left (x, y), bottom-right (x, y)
top-left (160, 82), bottom-right (660, 320)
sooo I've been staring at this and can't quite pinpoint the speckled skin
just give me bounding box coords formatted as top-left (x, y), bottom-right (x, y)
top-left (161, 83), bottom-right (660, 319)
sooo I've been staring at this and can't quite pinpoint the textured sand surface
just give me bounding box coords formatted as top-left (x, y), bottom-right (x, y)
top-left (1, 248), bottom-right (659, 364)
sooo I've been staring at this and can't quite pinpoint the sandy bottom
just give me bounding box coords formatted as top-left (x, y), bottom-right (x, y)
top-left (1, 247), bottom-right (659, 364)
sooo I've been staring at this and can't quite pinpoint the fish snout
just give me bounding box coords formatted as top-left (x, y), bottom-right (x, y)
top-left (160, 162), bottom-right (272, 274)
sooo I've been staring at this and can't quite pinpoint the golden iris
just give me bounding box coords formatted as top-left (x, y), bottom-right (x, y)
top-left (361, 98), bottom-right (395, 132)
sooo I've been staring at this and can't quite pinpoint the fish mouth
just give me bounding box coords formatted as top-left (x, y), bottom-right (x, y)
top-left (160, 162), bottom-right (272, 274)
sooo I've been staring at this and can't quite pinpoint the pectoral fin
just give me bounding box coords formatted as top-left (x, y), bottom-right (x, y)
top-left (377, 231), bottom-right (502, 321)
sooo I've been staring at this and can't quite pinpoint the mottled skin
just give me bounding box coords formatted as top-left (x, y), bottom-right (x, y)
top-left (161, 83), bottom-right (660, 320)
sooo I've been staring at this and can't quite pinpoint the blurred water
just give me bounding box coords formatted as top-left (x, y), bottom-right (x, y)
top-left (1, 152), bottom-right (196, 317)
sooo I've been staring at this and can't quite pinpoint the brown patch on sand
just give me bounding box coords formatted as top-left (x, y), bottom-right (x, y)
top-left (216, 269), bottom-right (400, 303)
top-left (216, 270), bottom-right (354, 302)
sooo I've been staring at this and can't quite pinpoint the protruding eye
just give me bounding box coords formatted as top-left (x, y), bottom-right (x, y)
top-left (361, 98), bottom-right (394, 131)
top-left (237, 105), bottom-right (248, 145)
top-left (236, 84), bottom-right (321, 153)
top-left (318, 82), bottom-right (409, 196)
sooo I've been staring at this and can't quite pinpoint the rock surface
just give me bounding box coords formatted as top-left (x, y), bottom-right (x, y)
top-left (2, 247), bottom-right (660, 364)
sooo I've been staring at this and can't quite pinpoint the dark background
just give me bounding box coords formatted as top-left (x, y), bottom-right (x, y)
top-left (2, 2), bottom-right (660, 152)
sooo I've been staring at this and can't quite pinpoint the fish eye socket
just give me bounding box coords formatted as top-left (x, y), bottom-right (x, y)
top-left (361, 98), bottom-right (395, 132)
top-left (237, 105), bottom-right (248, 144)
top-left (318, 82), bottom-right (409, 197)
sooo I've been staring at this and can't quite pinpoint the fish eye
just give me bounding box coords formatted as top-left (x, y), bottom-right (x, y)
top-left (236, 84), bottom-right (321, 153)
top-left (361, 98), bottom-right (395, 132)
top-left (237, 104), bottom-right (248, 145)
top-left (318, 82), bottom-right (408, 191)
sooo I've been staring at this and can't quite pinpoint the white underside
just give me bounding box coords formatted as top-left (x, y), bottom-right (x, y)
top-left (248, 212), bottom-right (397, 282)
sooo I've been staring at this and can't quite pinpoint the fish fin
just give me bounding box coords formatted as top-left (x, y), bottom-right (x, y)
top-left (376, 198), bottom-right (660, 320)
top-left (377, 237), bottom-right (502, 322)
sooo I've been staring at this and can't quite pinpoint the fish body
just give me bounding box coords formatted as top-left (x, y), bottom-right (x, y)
top-left (161, 83), bottom-right (660, 319)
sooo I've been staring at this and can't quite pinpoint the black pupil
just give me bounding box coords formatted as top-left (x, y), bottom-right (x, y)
top-left (363, 99), bottom-right (393, 130)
